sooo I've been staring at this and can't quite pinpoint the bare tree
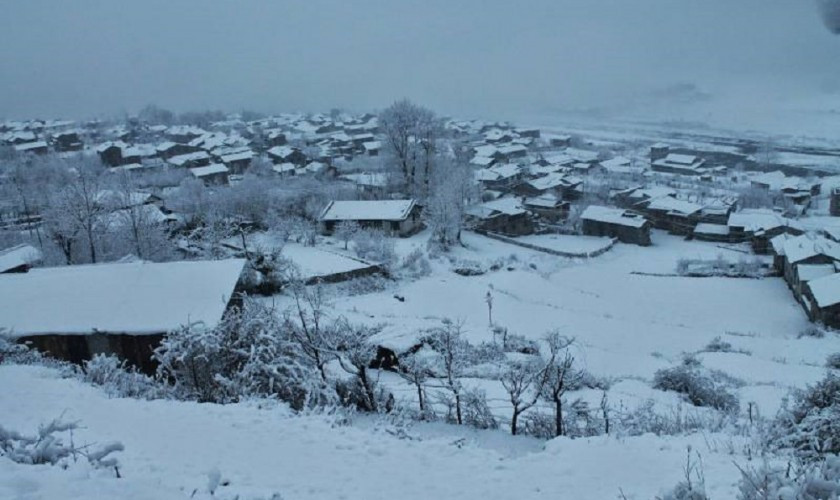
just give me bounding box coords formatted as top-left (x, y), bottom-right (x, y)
top-left (500, 356), bottom-right (549, 435)
top-left (328, 319), bottom-right (382, 412)
top-left (334, 220), bottom-right (360, 250)
top-left (427, 319), bottom-right (468, 424)
top-left (379, 99), bottom-right (443, 194)
top-left (426, 155), bottom-right (471, 250)
top-left (541, 332), bottom-right (582, 437)
top-left (399, 347), bottom-right (434, 415)
top-left (284, 277), bottom-right (332, 382)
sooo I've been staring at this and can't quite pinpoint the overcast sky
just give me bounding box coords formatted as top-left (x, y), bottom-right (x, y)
top-left (1, 1), bottom-right (838, 131)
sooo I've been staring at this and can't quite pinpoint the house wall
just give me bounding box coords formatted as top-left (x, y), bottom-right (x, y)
top-left (18, 333), bottom-right (164, 375)
top-left (582, 219), bottom-right (651, 246)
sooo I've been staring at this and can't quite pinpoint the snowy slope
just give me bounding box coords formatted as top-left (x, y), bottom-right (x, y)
top-left (0, 364), bottom-right (750, 500)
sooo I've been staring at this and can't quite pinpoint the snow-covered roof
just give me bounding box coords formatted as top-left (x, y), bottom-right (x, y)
top-left (362, 141), bottom-right (381, 151)
top-left (219, 150), bottom-right (253, 163)
top-left (727, 209), bottom-right (802, 233)
top-left (168, 151), bottom-right (210, 167)
top-left (796, 264), bottom-right (836, 283)
top-left (341, 172), bottom-right (388, 187)
top-left (600, 156), bottom-right (631, 170)
top-left (13, 141), bottom-right (48, 152)
top-left (527, 173), bottom-right (565, 191)
top-left (581, 205), bottom-right (648, 228)
top-left (190, 164), bottom-right (229, 177)
top-left (488, 163), bottom-right (521, 179)
top-left (524, 193), bottom-right (564, 208)
top-left (0, 259), bottom-right (246, 337)
top-left (807, 272), bottom-right (840, 308)
top-left (0, 244), bottom-right (42, 273)
top-left (272, 163), bottom-right (296, 174)
top-left (783, 234), bottom-right (840, 265)
top-left (466, 197), bottom-right (526, 218)
top-left (693, 223), bottom-right (730, 236)
top-left (470, 156), bottom-right (495, 167)
top-left (473, 145), bottom-right (498, 158)
top-left (320, 200), bottom-right (417, 222)
top-left (644, 197), bottom-right (702, 216)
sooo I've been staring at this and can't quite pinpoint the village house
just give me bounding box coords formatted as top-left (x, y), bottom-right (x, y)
top-left (267, 145), bottom-right (308, 166)
top-left (523, 193), bottom-right (569, 223)
top-left (13, 141), bottom-right (49, 155)
top-left (0, 259), bottom-right (246, 373)
top-left (581, 205), bottom-right (652, 246)
top-left (781, 234), bottom-right (840, 303)
top-left (52, 130), bottom-right (83, 152)
top-left (465, 197), bottom-right (535, 236)
top-left (0, 244), bottom-right (42, 273)
top-left (168, 151), bottom-right (212, 169)
top-left (189, 164), bottom-right (230, 186)
top-left (156, 141), bottom-right (202, 159)
top-left (727, 209), bottom-right (805, 253)
top-left (802, 273), bottom-right (840, 329)
top-left (319, 199), bottom-right (422, 237)
top-left (475, 164), bottom-right (524, 192)
top-left (650, 153), bottom-right (706, 176)
top-left (636, 196), bottom-right (703, 235)
top-left (218, 149), bottom-right (254, 175)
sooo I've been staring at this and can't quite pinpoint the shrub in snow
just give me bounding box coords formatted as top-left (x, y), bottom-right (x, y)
top-left (459, 388), bottom-right (498, 430)
top-left (798, 325), bottom-right (827, 339)
top-left (155, 298), bottom-right (327, 409)
top-left (398, 248), bottom-right (431, 279)
top-left (0, 417), bottom-right (123, 474)
top-left (653, 357), bottom-right (740, 412)
top-left (615, 399), bottom-right (735, 437)
top-left (351, 229), bottom-right (396, 270)
top-left (658, 447), bottom-right (708, 500)
top-left (451, 259), bottom-right (485, 276)
top-left (771, 373), bottom-right (840, 462)
top-left (736, 456), bottom-right (840, 500)
top-left (501, 333), bottom-right (540, 355)
top-left (341, 275), bottom-right (390, 296)
top-left (827, 353), bottom-right (840, 370)
top-left (83, 354), bottom-right (169, 400)
top-left (704, 336), bottom-right (733, 353)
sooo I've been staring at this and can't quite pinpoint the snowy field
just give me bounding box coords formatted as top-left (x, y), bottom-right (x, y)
top-left (0, 364), bottom-right (756, 499)
top-left (3, 229), bottom-right (839, 499)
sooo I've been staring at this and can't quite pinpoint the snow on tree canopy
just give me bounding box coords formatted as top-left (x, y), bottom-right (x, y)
top-left (0, 259), bottom-right (245, 337)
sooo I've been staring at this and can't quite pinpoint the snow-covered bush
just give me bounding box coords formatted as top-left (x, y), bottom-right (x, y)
top-left (459, 388), bottom-right (498, 430)
top-left (658, 447), bottom-right (708, 500)
top-left (154, 299), bottom-right (326, 409)
top-left (451, 259), bottom-right (485, 276)
top-left (83, 354), bottom-right (169, 400)
top-left (736, 456), bottom-right (840, 500)
top-left (0, 417), bottom-right (123, 474)
top-left (502, 333), bottom-right (540, 355)
top-left (352, 229), bottom-right (396, 270)
top-left (771, 373), bottom-right (840, 462)
top-left (615, 399), bottom-right (735, 437)
top-left (827, 353), bottom-right (840, 370)
top-left (341, 274), bottom-right (390, 296)
top-left (798, 325), bottom-right (826, 339)
top-left (653, 357), bottom-right (740, 412)
top-left (398, 248), bottom-right (431, 279)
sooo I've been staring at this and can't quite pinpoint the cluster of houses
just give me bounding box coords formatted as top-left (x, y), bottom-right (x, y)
top-left (1, 112), bottom-right (382, 188)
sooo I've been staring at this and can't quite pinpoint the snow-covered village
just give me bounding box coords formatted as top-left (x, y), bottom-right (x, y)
top-left (3, 2), bottom-right (840, 499)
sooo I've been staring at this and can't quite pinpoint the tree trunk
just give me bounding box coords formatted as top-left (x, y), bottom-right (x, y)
top-left (454, 391), bottom-right (462, 425)
top-left (416, 383), bottom-right (425, 413)
top-left (555, 398), bottom-right (564, 437)
top-left (511, 409), bottom-right (520, 435)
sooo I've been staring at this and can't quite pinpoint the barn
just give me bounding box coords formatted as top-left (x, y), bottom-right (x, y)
top-left (581, 205), bottom-right (652, 246)
top-left (0, 259), bottom-right (246, 373)
top-left (319, 199), bottom-right (423, 237)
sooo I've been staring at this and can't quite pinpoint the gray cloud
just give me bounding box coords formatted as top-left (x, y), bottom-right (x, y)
top-left (818, 0), bottom-right (840, 33)
top-left (0, 1), bottom-right (837, 133)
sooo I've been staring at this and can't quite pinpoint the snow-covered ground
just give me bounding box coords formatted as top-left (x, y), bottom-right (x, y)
top-left (3, 228), bottom-right (839, 499)
top-left (508, 233), bottom-right (613, 255)
top-left (0, 363), bottom-right (755, 500)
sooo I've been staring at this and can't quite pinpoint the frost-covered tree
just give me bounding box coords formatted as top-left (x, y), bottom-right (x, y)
top-left (426, 155), bottom-right (471, 250)
top-left (328, 319), bottom-right (382, 412)
top-left (379, 99), bottom-right (443, 195)
top-left (541, 332), bottom-right (581, 437)
top-left (427, 319), bottom-right (469, 424)
top-left (500, 356), bottom-right (548, 435)
top-left (334, 220), bottom-right (360, 250)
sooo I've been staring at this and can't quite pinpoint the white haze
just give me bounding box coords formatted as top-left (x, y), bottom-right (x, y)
top-left (1, 0), bottom-right (839, 134)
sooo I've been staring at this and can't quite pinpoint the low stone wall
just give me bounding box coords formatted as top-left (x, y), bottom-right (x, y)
top-left (474, 230), bottom-right (617, 258)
